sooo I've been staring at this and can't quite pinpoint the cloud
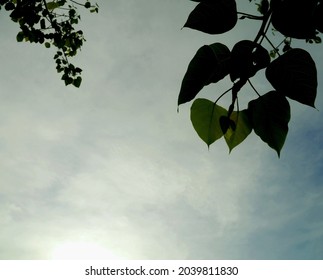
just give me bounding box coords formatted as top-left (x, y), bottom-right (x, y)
top-left (1, 0), bottom-right (323, 260)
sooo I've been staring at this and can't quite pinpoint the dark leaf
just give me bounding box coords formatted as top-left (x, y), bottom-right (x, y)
top-left (271, 0), bottom-right (317, 39)
top-left (40, 18), bottom-right (46, 29)
top-left (315, 1), bottom-right (323, 33)
top-left (73, 76), bottom-right (82, 88)
top-left (266, 48), bottom-right (317, 107)
top-left (230, 40), bottom-right (270, 81)
top-left (178, 43), bottom-right (230, 106)
top-left (220, 116), bottom-right (231, 134)
top-left (16, 31), bottom-right (24, 42)
top-left (248, 91), bottom-right (291, 157)
top-left (257, 0), bottom-right (269, 15)
top-left (5, 1), bottom-right (14, 10)
top-left (190, 98), bottom-right (228, 147)
top-left (184, 0), bottom-right (237, 34)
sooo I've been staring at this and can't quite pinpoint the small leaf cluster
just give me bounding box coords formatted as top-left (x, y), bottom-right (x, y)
top-left (178, 0), bottom-right (321, 157)
top-left (0, 0), bottom-right (99, 87)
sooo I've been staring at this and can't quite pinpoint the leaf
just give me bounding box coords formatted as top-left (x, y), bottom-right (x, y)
top-left (47, 1), bottom-right (63, 10)
top-left (190, 98), bottom-right (228, 147)
top-left (248, 91), bottom-right (291, 157)
top-left (224, 110), bottom-right (252, 152)
top-left (5, 2), bottom-right (15, 11)
top-left (16, 31), bottom-right (24, 42)
top-left (73, 76), bottom-right (82, 88)
top-left (40, 18), bottom-right (46, 29)
top-left (184, 0), bottom-right (237, 34)
top-left (315, 1), bottom-right (323, 33)
top-left (266, 48), bottom-right (317, 107)
top-left (230, 40), bottom-right (270, 82)
top-left (257, 0), bottom-right (269, 15)
top-left (271, 0), bottom-right (317, 39)
top-left (178, 43), bottom-right (231, 106)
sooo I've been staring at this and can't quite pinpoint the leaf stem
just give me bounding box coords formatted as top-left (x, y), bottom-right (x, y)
top-left (214, 86), bottom-right (233, 104)
top-left (253, 8), bottom-right (272, 44)
top-left (248, 79), bottom-right (261, 97)
top-left (264, 34), bottom-right (281, 57)
top-left (237, 12), bottom-right (264, 20)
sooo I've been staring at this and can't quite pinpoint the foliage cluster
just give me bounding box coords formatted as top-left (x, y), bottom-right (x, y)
top-left (178, 0), bottom-right (322, 156)
top-left (0, 0), bottom-right (98, 87)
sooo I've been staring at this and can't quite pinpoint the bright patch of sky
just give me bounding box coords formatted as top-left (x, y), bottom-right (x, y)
top-left (0, 0), bottom-right (323, 259)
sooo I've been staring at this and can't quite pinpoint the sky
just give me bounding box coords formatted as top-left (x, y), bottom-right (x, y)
top-left (0, 0), bottom-right (323, 260)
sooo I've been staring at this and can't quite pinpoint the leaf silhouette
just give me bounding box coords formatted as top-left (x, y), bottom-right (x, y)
top-left (184, 0), bottom-right (237, 34)
top-left (178, 43), bottom-right (230, 106)
top-left (248, 91), bottom-right (291, 157)
top-left (230, 40), bottom-right (270, 81)
top-left (266, 48), bottom-right (317, 107)
top-left (315, 1), bottom-right (323, 33)
top-left (271, 0), bottom-right (317, 39)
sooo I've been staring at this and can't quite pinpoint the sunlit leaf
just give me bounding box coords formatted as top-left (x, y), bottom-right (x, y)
top-left (46, 1), bottom-right (63, 10)
top-left (184, 0), bottom-right (237, 34)
top-left (224, 110), bottom-right (252, 152)
top-left (178, 43), bottom-right (230, 106)
top-left (248, 91), bottom-right (291, 157)
top-left (190, 98), bottom-right (228, 147)
top-left (266, 48), bottom-right (317, 107)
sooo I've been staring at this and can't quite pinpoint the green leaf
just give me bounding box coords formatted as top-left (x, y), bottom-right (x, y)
top-left (178, 43), bottom-right (230, 106)
top-left (184, 0), bottom-right (237, 34)
top-left (266, 48), bottom-right (317, 107)
top-left (248, 91), bottom-right (291, 157)
top-left (47, 1), bottom-right (63, 10)
top-left (224, 110), bottom-right (252, 152)
top-left (190, 98), bottom-right (228, 147)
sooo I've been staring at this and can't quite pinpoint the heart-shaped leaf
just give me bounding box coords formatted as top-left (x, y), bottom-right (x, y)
top-left (248, 91), bottom-right (291, 157)
top-left (178, 43), bottom-right (231, 106)
top-left (190, 98), bottom-right (228, 147)
top-left (230, 40), bottom-right (270, 82)
top-left (224, 110), bottom-right (252, 152)
top-left (271, 0), bottom-right (317, 39)
top-left (266, 48), bottom-right (317, 107)
top-left (184, 0), bottom-right (237, 34)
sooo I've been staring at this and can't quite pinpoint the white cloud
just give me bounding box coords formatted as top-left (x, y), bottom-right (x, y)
top-left (1, 0), bottom-right (323, 260)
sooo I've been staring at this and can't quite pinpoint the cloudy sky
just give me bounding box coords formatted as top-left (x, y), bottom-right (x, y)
top-left (0, 0), bottom-right (323, 260)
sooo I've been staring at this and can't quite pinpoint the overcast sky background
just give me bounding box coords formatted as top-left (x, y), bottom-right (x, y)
top-left (0, 0), bottom-right (323, 260)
